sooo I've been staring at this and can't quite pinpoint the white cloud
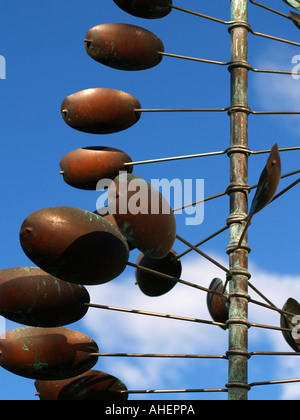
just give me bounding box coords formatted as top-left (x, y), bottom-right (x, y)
top-left (82, 254), bottom-right (300, 400)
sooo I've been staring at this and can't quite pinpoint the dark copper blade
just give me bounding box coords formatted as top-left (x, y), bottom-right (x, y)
top-left (290, 11), bottom-right (300, 28)
top-left (249, 143), bottom-right (281, 216)
top-left (84, 23), bottom-right (164, 71)
top-left (61, 88), bottom-right (141, 134)
top-left (108, 173), bottom-right (176, 259)
top-left (60, 147), bottom-right (133, 190)
top-left (280, 298), bottom-right (300, 352)
top-left (0, 327), bottom-right (98, 380)
top-left (135, 250), bottom-right (181, 297)
top-left (19, 207), bottom-right (129, 286)
top-left (113, 0), bottom-right (172, 19)
top-left (206, 278), bottom-right (228, 330)
top-left (0, 267), bottom-right (90, 327)
top-left (35, 370), bottom-right (128, 400)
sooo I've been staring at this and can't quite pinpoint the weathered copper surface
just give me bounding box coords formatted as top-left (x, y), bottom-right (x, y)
top-left (281, 298), bottom-right (300, 352)
top-left (283, 0), bottom-right (300, 10)
top-left (0, 327), bottom-right (98, 380)
top-left (60, 147), bottom-right (133, 190)
top-left (61, 88), bottom-right (141, 134)
top-left (35, 370), bottom-right (128, 400)
top-left (113, 0), bottom-right (172, 19)
top-left (108, 173), bottom-right (176, 259)
top-left (85, 23), bottom-right (164, 71)
top-left (94, 207), bottom-right (136, 250)
top-left (249, 143), bottom-right (281, 216)
top-left (207, 278), bottom-right (228, 330)
top-left (290, 11), bottom-right (300, 28)
top-left (135, 250), bottom-right (181, 296)
top-left (0, 267), bottom-right (90, 327)
top-left (19, 207), bottom-right (129, 285)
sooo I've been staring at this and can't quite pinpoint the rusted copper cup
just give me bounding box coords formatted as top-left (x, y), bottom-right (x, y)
top-left (60, 147), bottom-right (133, 190)
top-left (108, 173), bottom-right (176, 259)
top-left (113, 0), bottom-right (172, 19)
top-left (35, 370), bottom-right (128, 400)
top-left (135, 250), bottom-right (181, 296)
top-left (0, 327), bottom-right (98, 380)
top-left (0, 267), bottom-right (90, 327)
top-left (19, 207), bottom-right (129, 286)
top-left (281, 298), bottom-right (300, 352)
top-left (207, 278), bottom-right (228, 330)
top-left (84, 23), bottom-right (164, 71)
top-left (61, 88), bottom-right (141, 134)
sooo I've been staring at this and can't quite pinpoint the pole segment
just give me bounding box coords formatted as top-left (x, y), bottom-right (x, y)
top-left (226, 0), bottom-right (251, 400)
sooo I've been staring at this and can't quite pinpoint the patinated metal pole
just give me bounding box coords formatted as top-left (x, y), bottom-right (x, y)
top-left (226, 0), bottom-right (251, 400)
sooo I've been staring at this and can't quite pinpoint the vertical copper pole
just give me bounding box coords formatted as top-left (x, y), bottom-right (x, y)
top-left (226, 0), bottom-right (251, 400)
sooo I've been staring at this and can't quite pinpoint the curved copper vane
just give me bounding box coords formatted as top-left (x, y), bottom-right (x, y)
top-left (207, 278), bottom-right (228, 330)
top-left (238, 143), bottom-right (281, 247)
top-left (61, 88), bottom-right (141, 134)
top-left (249, 143), bottom-right (281, 216)
top-left (35, 370), bottom-right (128, 400)
top-left (108, 173), bottom-right (176, 259)
top-left (19, 207), bottom-right (129, 286)
top-left (113, 0), bottom-right (172, 19)
top-left (0, 267), bottom-right (90, 327)
top-left (60, 147), bottom-right (133, 190)
top-left (84, 23), bottom-right (164, 71)
top-left (135, 250), bottom-right (181, 297)
top-left (290, 11), bottom-right (300, 28)
top-left (283, 0), bottom-right (300, 10)
top-left (280, 298), bottom-right (300, 352)
top-left (0, 327), bottom-right (98, 380)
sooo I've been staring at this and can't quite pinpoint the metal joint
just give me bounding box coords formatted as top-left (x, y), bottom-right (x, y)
top-left (226, 350), bottom-right (252, 359)
top-left (226, 145), bottom-right (251, 157)
top-left (228, 21), bottom-right (252, 33)
top-left (228, 60), bottom-right (252, 72)
top-left (227, 105), bottom-right (252, 116)
top-left (228, 292), bottom-right (252, 302)
top-left (226, 318), bottom-right (252, 328)
top-left (225, 382), bottom-right (252, 391)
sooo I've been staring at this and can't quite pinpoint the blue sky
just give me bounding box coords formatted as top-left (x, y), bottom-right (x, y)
top-left (0, 0), bottom-right (300, 401)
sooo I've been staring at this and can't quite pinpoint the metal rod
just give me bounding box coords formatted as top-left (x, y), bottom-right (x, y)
top-left (249, 378), bottom-right (300, 387)
top-left (249, 0), bottom-right (291, 20)
top-left (92, 352), bottom-right (227, 359)
top-left (86, 303), bottom-right (227, 328)
top-left (227, 0), bottom-right (250, 401)
top-left (251, 352), bottom-right (300, 356)
top-left (158, 51), bottom-right (300, 77)
top-left (271, 178), bottom-right (300, 203)
top-left (176, 234), bottom-right (231, 275)
top-left (174, 225), bottom-right (230, 260)
top-left (121, 387), bottom-right (228, 394)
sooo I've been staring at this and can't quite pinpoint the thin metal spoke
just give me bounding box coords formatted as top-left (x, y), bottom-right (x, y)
top-left (249, 0), bottom-right (291, 20)
top-left (92, 352), bottom-right (227, 359)
top-left (176, 234), bottom-right (231, 275)
top-left (121, 387), bottom-right (228, 395)
top-left (86, 303), bottom-right (227, 328)
top-left (249, 378), bottom-right (300, 388)
top-left (251, 352), bottom-right (300, 357)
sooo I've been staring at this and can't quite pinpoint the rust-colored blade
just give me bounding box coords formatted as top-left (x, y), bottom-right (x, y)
top-left (60, 147), bottom-right (133, 190)
top-left (113, 0), bottom-right (172, 19)
top-left (61, 88), bottom-right (141, 134)
top-left (84, 23), bottom-right (164, 71)
top-left (283, 0), bottom-right (300, 10)
top-left (207, 278), bottom-right (228, 330)
top-left (108, 173), bottom-right (176, 259)
top-left (280, 298), bottom-right (300, 352)
top-left (135, 250), bottom-right (181, 297)
top-left (35, 370), bottom-right (128, 400)
top-left (290, 11), bottom-right (300, 28)
top-left (249, 143), bottom-right (281, 216)
top-left (0, 267), bottom-right (90, 327)
top-left (19, 207), bottom-right (129, 286)
top-left (0, 327), bottom-right (98, 380)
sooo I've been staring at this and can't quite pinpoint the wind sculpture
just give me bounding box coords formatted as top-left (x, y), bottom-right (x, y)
top-left (1, 0), bottom-right (300, 401)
